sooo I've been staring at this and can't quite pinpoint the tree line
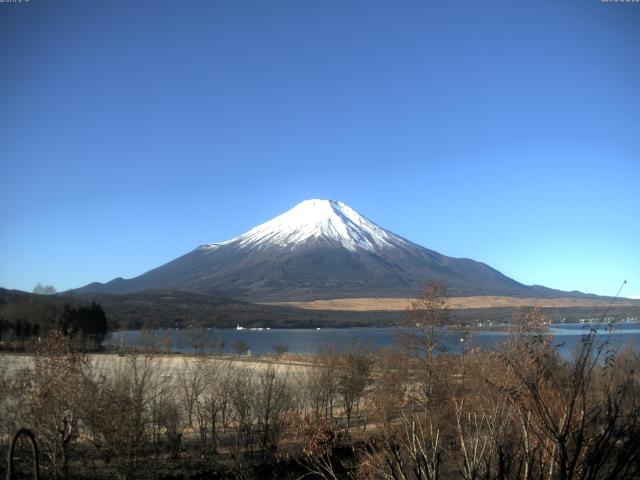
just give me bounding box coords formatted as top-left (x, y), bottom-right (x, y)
top-left (0, 282), bottom-right (638, 479)
top-left (0, 298), bottom-right (108, 351)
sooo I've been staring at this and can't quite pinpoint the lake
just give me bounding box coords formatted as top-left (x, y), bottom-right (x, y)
top-left (105, 321), bottom-right (640, 357)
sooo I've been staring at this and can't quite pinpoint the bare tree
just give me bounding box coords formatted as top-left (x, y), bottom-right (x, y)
top-left (0, 357), bottom-right (27, 458)
top-left (253, 365), bottom-right (293, 456)
top-left (233, 340), bottom-right (250, 356)
top-left (147, 362), bottom-right (180, 455)
top-left (306, 347), bottom-right (340, 421)
top-left (177, 358), bottom-right (206, 428)
top-left (229, 366), bottom-right (256, 451)
top-left (294, 415), bottom-right (352, 480)
top-left (23, 329), bottom-right (92, 479)
top-left (33, 282), bottom-right (57, 295)
top-left (337, 346), bottom-right (373, 435)
top-left (86, 352), bottom-right (160, 480)
top-left (496, 309), bottom-right (640, 480)
top-left (155, 395), bottom-right (184, 459)
top-left (182, 327), bottom-right (207, 354)
top-left (273, 343), bottom-right (289, 357)
top-left (368, 348), bottom-right (410, 427)
top-left (403, 280), bottom-right (449, 405)
top-left (194, 359), bottom-right (235, 453)
top-left (357, 407), bottom-right (442, 480)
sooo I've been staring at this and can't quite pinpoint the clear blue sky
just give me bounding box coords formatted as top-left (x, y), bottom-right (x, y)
top-left (1, 0), bottom-right (639, 298)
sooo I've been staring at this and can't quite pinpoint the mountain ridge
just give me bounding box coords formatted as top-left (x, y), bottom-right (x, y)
top-left (75, 199), bottom-right (609, 301)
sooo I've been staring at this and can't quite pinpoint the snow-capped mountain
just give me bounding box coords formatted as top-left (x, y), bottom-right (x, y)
top-left (76, 199), bottom-right (571, 300)
top-left (203, 199), bottom-right (409, 252)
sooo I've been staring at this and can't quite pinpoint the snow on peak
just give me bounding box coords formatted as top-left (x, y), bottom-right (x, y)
top-left (205, 199), bottom-right (408, 252)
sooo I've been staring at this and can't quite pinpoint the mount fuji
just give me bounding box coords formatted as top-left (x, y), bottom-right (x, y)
top-left (76, 199), bottom-right (575, 300)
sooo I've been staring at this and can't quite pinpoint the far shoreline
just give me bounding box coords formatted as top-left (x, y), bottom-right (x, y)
top-left (262, 295), bottom-right (640, 311)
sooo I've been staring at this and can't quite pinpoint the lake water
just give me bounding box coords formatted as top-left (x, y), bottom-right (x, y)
top-left (105, 321), bottom-right (640, 357)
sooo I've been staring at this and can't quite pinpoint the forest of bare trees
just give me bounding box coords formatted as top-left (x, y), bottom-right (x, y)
top-left (0, 287), bottom-right (639, 479)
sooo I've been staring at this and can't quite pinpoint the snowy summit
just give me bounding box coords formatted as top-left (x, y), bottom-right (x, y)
top-left (204, 199), bottom-right (409, 252)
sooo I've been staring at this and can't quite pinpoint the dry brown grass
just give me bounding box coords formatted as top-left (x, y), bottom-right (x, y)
top-left (262, 296), bottom-right (640, 311)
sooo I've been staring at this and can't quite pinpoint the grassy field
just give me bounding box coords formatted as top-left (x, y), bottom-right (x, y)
top-left (0, 352), bottom-right (315, 379)
top-left (263, 295), bottom-right (640, 311)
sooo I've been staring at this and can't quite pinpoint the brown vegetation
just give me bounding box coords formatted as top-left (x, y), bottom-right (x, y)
top-left (0, 283), bottom-right (639, 479)
top-left (265, 295), bottom-right (640, 311)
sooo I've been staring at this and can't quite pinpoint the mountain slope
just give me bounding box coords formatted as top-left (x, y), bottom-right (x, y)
top-left (76, 199), bottom-right (583, 300)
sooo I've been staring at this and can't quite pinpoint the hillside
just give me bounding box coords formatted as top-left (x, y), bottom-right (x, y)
top-left (3, 288), bottom-right (638, 333)
top-left (74, 200), bottom-right (609, 301)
